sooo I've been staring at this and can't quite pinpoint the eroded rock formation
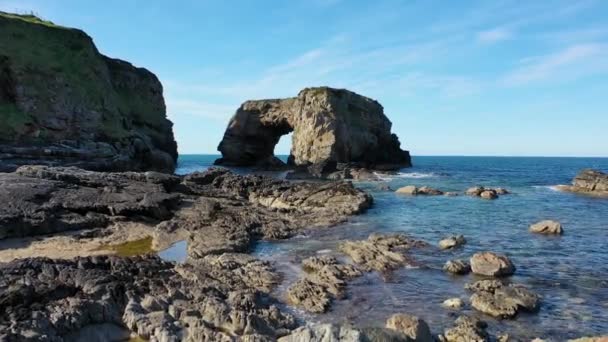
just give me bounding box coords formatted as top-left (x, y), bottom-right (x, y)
top-left (0, 12), bottom-right (177, 172)
top-left (558, 169), bottom-right (608, 196)
top-left (215, 87), bottom-right (411, 174)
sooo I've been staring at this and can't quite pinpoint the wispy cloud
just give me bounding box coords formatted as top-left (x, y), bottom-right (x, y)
top-left (477, 27), bottom-right (512, 44)
top-left (502, 43), bottom-right (608, 85)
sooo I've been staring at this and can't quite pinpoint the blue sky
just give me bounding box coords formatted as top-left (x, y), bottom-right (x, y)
top-left (2, 0), bottom-right (608, 156)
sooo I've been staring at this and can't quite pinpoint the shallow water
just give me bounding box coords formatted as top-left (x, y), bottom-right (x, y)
top-left (177, 155), bottom-right (608, 339)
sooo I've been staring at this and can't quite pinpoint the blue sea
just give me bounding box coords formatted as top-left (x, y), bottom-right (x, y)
top-left (175, 155), bottom-right (608, 339)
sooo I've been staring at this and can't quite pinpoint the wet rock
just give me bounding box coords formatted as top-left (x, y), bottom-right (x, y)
top-left (480, 190), bottom-right (498, 200)
top-left (442, 298), bottom-right (464, 309)
top-left (569, 337), bottom-right (608, 342)
top-left (385, 313), bottom-right (433, 342)
top-left (287, 256), bottom-right (361, 313)
top-left (360, 327), bottom-right (411, 341)
top-left (466, 280), bottom-right (540, 318)
top-left (529, 220), bottom-right (563, 235)
top-left (339, 234), bottom-right (426, 272)
top-left (439, 235), bottom-right (466, 250)
top-left (215, 87), bottom-right (411, 172)
top-left (441, 315), bottom-right (489, 342)
top-left (396, 185), bottom-right (418, 195)
top-left (466, 186), bottom-right (508, 199)
top-left (470, 252), bottom-right (515, 277)
top-left (278, 324), bottom-right (363, 342)
top-left (443, 259), bottom-right (471, 275)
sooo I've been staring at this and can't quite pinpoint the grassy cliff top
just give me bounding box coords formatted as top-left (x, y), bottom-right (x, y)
top-left (0, 11), bottom-right (63, 28)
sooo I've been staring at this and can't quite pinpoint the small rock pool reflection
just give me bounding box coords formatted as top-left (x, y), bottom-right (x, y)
top-left (176, 155), bottom-right (608, 340)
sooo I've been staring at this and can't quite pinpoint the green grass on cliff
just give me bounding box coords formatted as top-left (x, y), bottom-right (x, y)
top-left (0, 12), bottom-right (60, 28)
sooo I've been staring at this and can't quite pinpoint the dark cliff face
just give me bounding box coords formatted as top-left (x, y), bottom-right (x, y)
top-left (0, 12), bottom-right (178, 173)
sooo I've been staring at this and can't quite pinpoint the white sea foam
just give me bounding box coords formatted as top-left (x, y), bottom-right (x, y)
top-left (532, 185), bottom-right (563, 192)
top-left (374, 171), bottom-right (438, 181)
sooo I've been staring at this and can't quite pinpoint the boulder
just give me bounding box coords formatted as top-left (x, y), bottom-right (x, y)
top-left (466, 187), bottom-right (508, 199)
top-left (417, 186), bottom-right (444, 195)
top-left (529, 220), bottom-right (563, 235)
top-left (466, 186), bottom-right (485, 196)
top-left (439, 235), bottom-right (466, 250)
top-left (442, 298), bottom-right (464, 309)
top-left (470, 252), bottom-right (515, 277)
top-left (466, 280), bottom-right (540, 318)
top-left (443, 259), bottom-right (471, 275)
top-left (0, 12), bottom-right (177, 173)
top-left (396, 185), bottom-right (418, 195)
top-left (215, 87), bottom-right (411, 173)
top-left (385, 313), bottom-right (433, 342)
top-left (442, 316), bottom-right (489, 342)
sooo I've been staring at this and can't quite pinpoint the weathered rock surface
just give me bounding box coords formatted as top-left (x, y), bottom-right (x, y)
top-left (0, 254), bottom-right (296, 341)
top-left (0, 166), bottom-right (372, 255)
top-left (215, 87), bottom-right (411, 174)
top-left (278, 324), bottom-right (363, 342)
top-left (0, 166), bottom-right (376, 340)
top-left (439, 235), bottom-right (466, 250)
top-left (443, 259), bottom-right (471, 275)
top-left (466, 280), bottom-right (540, 318)
top-left (385, 313), bottom-right (433, 342)
top-left (441, 315), bottom-right (489, 342)
top-left (529, 220), bottom-right (563, 235)
top-left (339, 234), bottom-right (426, 272)
top-left (470, 252), bottom-right (515, 277)
top-left (287, 256), bottom-right (361, 313)
top-left (558, 169), bottom-right (608, 196)
top-left (0, 12), bottom-right (177, 173)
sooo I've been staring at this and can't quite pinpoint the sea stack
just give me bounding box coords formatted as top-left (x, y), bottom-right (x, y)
top-left (0, 12), bottom-right (178, 173)
top-left (215, 87), bottom-right (411, 174)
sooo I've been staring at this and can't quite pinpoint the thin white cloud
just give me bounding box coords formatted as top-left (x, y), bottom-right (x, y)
top-left (503, 43), bottom-right (608, 85)
top-left (477, 27), bottom-right (512, 43)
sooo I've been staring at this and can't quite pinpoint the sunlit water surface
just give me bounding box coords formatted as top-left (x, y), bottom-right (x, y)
top-left (175, 155), bottom-right (608, 339)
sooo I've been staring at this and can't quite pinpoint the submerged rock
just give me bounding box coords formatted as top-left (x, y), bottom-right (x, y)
top-left (470, 252), bottom-right (515, 277)
top-left (385, 313), bottom-right (433, 342)
top-left (443, 259), bottom-right (471, 275)
top-left (439, 235), bottom-right (466, 250)
top-left (529, 220), bottom-right (563, 235)
top-left (466, 280), bottom-right (540, 318)
top-left (339, 234), bottom-right (426, 272)
top-left (287, 256), bottom-right (361, 313)
top-left (441, 315), bottom-right (489, 342)
top-left (278, 324), bottom-right (363, 342)
top-left (215, 87), bottom-right (411, 173)
top-left (0, 12), bottom-right (177, 173)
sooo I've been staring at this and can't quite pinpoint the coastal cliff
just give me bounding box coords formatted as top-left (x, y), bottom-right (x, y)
top-left (215, 87), bottom-right (411, 173)
top-left (0, 12), bottom-right (177, 173)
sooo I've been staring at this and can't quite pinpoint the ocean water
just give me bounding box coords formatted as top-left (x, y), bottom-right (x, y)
top-left (176, 155), bottom-right (608, 339)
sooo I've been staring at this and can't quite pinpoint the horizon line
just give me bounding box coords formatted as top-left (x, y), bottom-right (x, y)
top-left (177, 153), bottom-right (608, 158)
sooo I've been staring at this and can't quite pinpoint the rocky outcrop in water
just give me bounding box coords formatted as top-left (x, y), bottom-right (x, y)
top-left (466, 280), bottom-right (540, 318)
top-left (558, 169), bottom-right (608, 197)
top-left (0, 12), bottom-right (177, 173)
top-left (215, 87), bottom-right (411, 174)
top-left (339, 234), bottom-right (426, 272)
top-left (529, 220), bottom-right (563, 235)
